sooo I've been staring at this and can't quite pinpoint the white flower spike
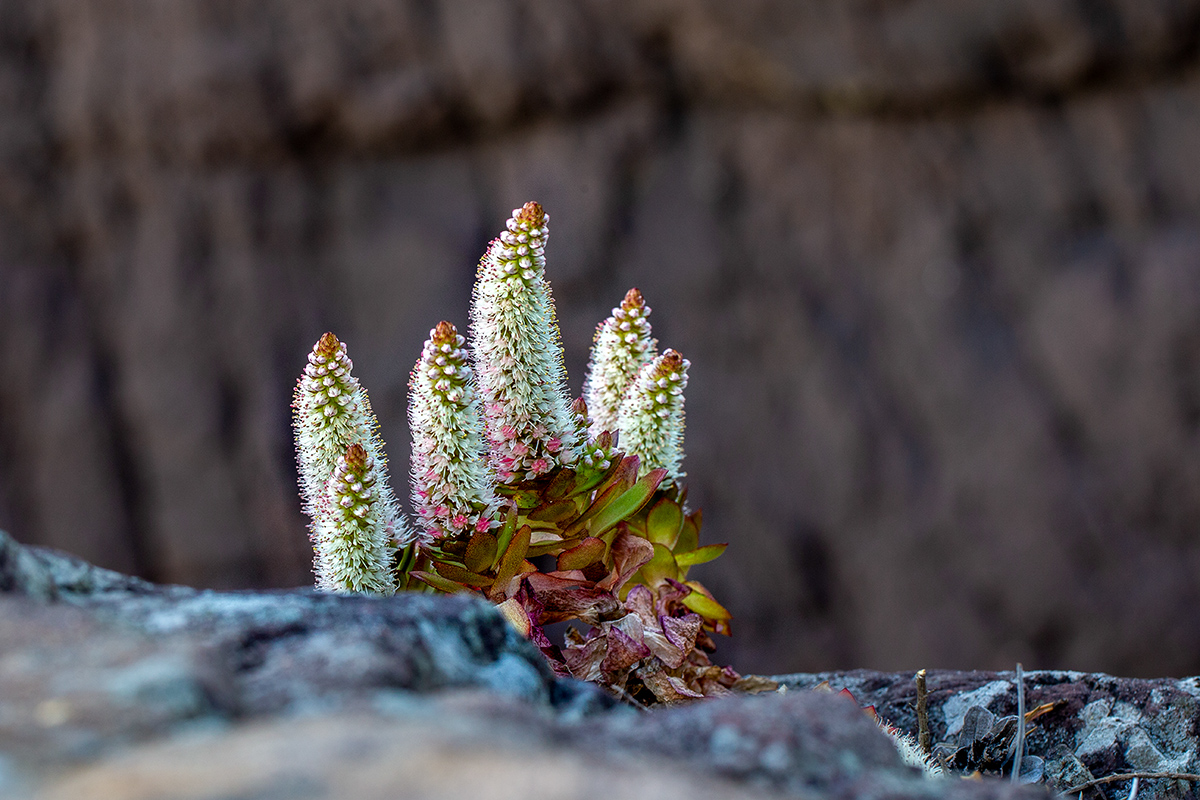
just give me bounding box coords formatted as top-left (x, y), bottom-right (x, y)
top-left (469, 201), bottom-right (578, 482)
top-left (293, 332), bottom-right (411, 555)
top-left (617, 349), bottom-right (690, 484)
top-left (312, 443), bottom-right (396, 594)
top-left (583, 287), bottom-right (657, 440)
top-left (409, 321), bottom-right (499, 540)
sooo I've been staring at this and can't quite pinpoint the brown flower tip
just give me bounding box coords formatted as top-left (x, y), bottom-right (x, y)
top-left (432, 320), bottom-right (458, 345)
top-left (344, 442), bottom-right (369, 471)
top-left (514, 201), bottom-right (546, 227)
top-left (314, 332), bottom-right (341, 359)
top-left (660, 349), bottom-right (685, 373)
top-left (621, 288), bottom-right (645, 311)
top-left (572, 396), bottom-right (589, 417)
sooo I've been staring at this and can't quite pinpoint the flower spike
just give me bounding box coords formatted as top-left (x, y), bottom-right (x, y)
top-left (617, 349), bottom-right (689, 484)
top-left (312, 443), bottom-right (396, 594)
top-left (469, 201), bottom-right (579, 482)
top-left (409, 321), bottom-right (499, 540)
top-left (293, 333), bottom-right (410, 548)
top-left (583, 288), bottom-right (657, 439)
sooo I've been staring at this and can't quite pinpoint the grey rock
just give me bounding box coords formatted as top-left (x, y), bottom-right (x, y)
top-left (775, 670), bottom-right (1200, 799)
top-left (1, 531), bottom-right (1053, 799)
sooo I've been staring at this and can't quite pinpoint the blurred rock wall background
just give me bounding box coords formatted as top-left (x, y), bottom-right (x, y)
top-left (2, 0), bottom-right (1200, 676)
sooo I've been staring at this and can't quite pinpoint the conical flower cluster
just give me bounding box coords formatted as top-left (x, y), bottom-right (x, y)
top-left (617, 349), bottom-right (690, 483)
top-left (409, 321), bottom-right (499, 540)
top-left (571, 397), bottom-right (615, 475)
top-left (312, 443), bottom-right (396, 594)
top-left (293, 333), bottom-right (406, 548)
top-left (470, 202), bottom-right (578, 482)
top-left (583, 288), bottom-right (657, 439)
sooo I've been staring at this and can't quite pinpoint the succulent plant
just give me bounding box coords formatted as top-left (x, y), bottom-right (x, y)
top-left (293, 201), bottom-right (757, 704)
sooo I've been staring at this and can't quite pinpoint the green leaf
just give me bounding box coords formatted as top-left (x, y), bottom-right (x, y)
top-left (587, 468), bottom-right (666, 537)
top-left (675, 512), bottom-right (700, 553)
top-left (410, 570), bottom-right (472, 594)
top-left (681, 589), bottom-right (731, 621)
top-left (645, 497), bottom-right (683, 547)
top-left (489, 524), bottom-right (531, 599)
top-left (636, 543), bottom-right (679, 587)
top-left (557, 537), bottom-right (606, 571)
top-left (463, 530), bottom-right (498, 573)
top-left (528, 498), bottom-right (578, 522)
top-left (394, 542), bottom-right (417, 575)
top-left (507, 489), bottom-right (542, 510)
top-left (492, 508), bottom-right (518, 568)
top-left (433, 561), bottom-right (492, 588)
top-left (544, 467), bottom-right (578, 501)
top-left (674, 543), bottom-right (726, 567)
top-left (562, 481), bottom-right (622, 536)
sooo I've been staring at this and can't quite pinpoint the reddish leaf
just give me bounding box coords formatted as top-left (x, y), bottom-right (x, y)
top-left (529, 497), bottom-right (578, 522)
top-left (600, 623), bottom-right (651, 675)
top-left (598, 530), bottom-right (654, 592)
top-left (523, 572), bottom-right (619, 625)
top-left (661, 613), bottom-right (702, 656)
top-left (562, 629), bottom-right (607, 682)
top-left (639, 665), bottom-right (704, 703)
top-left (623, 584), bottom-right (656, 627)
top-left (544, 467), bottom-right (579, 501)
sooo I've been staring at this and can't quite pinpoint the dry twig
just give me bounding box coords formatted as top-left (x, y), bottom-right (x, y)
top-left (1064, 771), bottom-right (1200, 794)
top-left (915, 668), bottom-right (931, 755)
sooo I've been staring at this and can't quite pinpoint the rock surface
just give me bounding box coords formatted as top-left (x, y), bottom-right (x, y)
top-left (776, 670), bottom-right (1200, 799)
top-left (3, 0), bottom-right (1200, 679)
top-left (0, 530), bottom-right (1052, 799)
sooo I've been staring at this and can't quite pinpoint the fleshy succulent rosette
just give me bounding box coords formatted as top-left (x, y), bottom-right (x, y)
top-left (312, 443), bottom-right (396, 595)
top-left (469, 201), bottom-right (578, 482)
top-left (293, 332), bottom-right (409, 546)
top-left (583, 288), bottom-right (657, 439)
top-left (617, 349), bottom-right (689, 483)
top-left (409, 321), bottom-right (500, 541)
